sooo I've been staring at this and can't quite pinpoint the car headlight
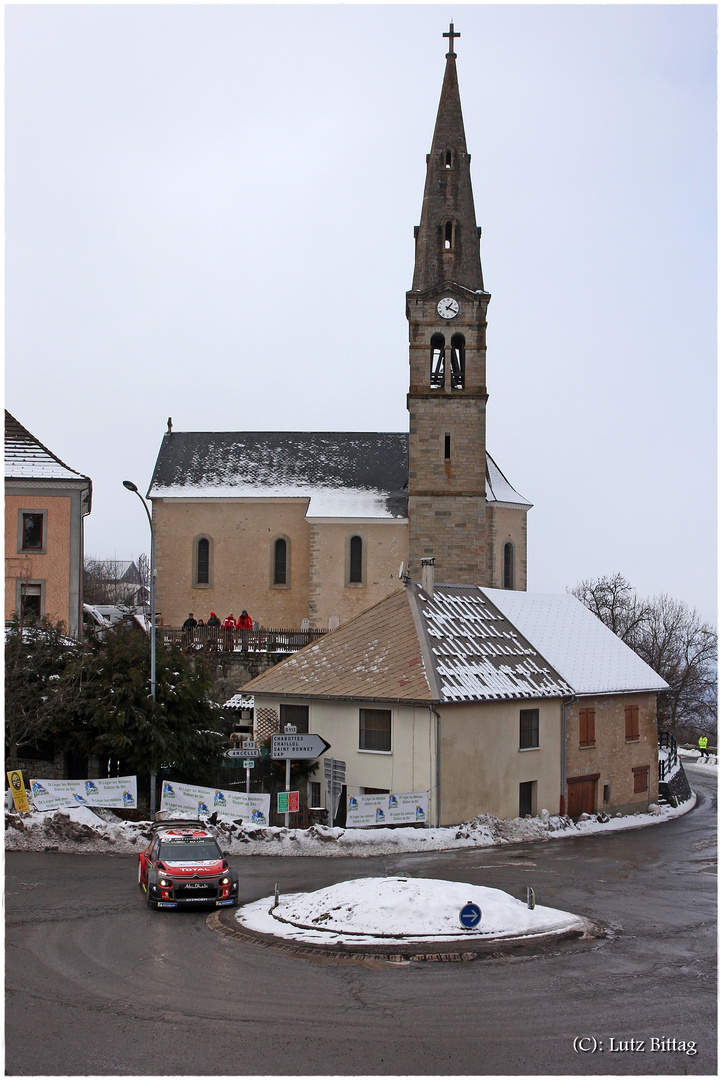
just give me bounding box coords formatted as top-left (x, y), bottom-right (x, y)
top-left (158, 877), bottom-right (173, 888)
top-left (219, 876), bottom-right (230, 886)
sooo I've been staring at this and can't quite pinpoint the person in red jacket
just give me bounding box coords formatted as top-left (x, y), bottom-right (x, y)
top-left (222, 614), bottom-right (236, 629)
top-left (237, 610), bottom-right (253, 629)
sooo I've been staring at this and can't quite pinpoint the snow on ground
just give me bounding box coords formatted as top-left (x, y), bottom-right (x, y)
top-left (4, 789), bottom-right (700, 857)
top-left (236, 876), bottom-right (588, 945)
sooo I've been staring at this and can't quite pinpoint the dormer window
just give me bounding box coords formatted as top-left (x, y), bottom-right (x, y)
top-left (430, 334), bottom-right (445, 388)
top-left (450, 334), bottom-right (465, 389)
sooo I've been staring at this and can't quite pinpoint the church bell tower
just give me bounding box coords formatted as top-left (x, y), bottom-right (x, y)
top-left (406, 24), bottom-right (491, 585)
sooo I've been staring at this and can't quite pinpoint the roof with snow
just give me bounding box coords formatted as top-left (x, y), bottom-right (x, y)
top-left (147, 431), bottom-right (529, 518)
top-left (242, 584), bottom-right (571, 704)
top-left (482, 589), bottom-right (669, 695)
top-left (5, 411), bottom-right (90, 484)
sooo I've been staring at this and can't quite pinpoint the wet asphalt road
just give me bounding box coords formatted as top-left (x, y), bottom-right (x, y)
top-left (5, 767), bottom-right (716, 1076)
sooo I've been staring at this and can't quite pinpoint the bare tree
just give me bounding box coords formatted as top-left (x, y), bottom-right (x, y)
top-left (83, 557), bottom-right (147, 607)
top-left (571, 575), bottom-right (717, 736)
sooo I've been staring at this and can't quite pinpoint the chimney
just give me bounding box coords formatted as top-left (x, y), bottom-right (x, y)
top-left (421, 557), bottom-right (435, 599)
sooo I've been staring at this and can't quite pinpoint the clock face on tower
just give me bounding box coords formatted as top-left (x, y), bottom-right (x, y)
top-left (437, 297), bottom-right (460, 319)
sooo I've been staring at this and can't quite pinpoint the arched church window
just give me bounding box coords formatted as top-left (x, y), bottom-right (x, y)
top-left (274, 538), bottom-right (287, 585)
top-left (193, 535), bottom-right (212, 587)
top-left (450, 334), bottom-right (465, 389)
top-left (430, 333), bottom-right (445, 388)
top-left (503, 542), bottom-right (515, 589)
top-left (348, 535), bottom-right (363, 585)
top-left (444, 221), bottom-right (455, 250)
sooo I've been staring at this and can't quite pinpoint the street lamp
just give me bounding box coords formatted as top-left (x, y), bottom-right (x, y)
top-left (123, 479), bottom-right (157, 814)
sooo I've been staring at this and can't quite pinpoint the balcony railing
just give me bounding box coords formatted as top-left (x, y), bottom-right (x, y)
top-left (160, 625), bottom-right (327, 655)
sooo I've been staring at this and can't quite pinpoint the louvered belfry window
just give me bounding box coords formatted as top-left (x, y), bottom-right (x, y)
top-left (349, 536), bottom-right (363, 583)
top-left (274, 538), bottom-right (287, 585)
top-left (196, 538), bottom-right (209, 584)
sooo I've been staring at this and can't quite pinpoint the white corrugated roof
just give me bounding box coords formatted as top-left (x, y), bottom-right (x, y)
top-left (481, 589), bottom-right (668, 695)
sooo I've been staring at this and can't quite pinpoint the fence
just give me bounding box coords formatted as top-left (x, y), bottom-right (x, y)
top-left (160, 625), bottom-right (326, 654)
top-left (658, 731), bottom-right (678, 782)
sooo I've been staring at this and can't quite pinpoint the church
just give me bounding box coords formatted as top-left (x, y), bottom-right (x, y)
top-left (148, 27), bottom-right (531, 631)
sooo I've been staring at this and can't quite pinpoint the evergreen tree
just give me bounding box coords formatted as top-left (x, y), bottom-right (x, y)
top-left (5, 615), bottom-right (80, 768)
top-left (61, 622), bottom-right (225, 784)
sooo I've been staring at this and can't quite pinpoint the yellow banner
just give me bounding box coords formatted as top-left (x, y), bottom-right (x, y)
top-left (7, 770), bottom-right (30, 813)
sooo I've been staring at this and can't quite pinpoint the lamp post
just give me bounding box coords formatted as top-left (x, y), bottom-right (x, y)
top-left (123, 480), bottom-right (157, 814)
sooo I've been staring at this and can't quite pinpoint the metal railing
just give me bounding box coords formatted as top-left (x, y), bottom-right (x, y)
top-left (160, 625), bottom-right (327, 655)
top-left (658, 731), bottom-right (678, 783)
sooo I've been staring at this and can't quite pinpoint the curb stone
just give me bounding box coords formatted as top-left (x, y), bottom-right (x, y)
top-left (207, 907), bottom-right (605, 963)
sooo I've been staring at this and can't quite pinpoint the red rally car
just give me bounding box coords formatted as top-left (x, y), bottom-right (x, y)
top-left (138, 819), bottom-right (239, 910)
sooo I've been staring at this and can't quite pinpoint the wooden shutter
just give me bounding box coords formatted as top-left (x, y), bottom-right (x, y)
top-left (625, 704), bottom-right (639, 741)
top-left (579, 707), bottom-right (596, 747)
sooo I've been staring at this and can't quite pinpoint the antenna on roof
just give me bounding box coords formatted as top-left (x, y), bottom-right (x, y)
top-left (399, 561), bottom-right (410, 586)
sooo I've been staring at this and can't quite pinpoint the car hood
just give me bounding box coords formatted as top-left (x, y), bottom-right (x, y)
top-left (160, 860), bottom-right (225, 876)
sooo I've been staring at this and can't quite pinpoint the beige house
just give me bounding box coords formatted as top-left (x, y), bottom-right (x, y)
top-left (4, 411), bottom-right (92, 640)
top-left (147, 39), bottom-right (532, 631)
top-left (242, 572), bottom-right (666, 825)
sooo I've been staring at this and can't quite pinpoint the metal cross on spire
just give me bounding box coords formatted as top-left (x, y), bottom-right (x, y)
top-left (443, 22), bottom-right (460, 57)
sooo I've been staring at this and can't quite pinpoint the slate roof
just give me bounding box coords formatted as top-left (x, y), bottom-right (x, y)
top-left (242, 584), bottom-right (571, 704)
top-left (5, 411), bottom-right (90, 483)
top-left (147, 430), bottom-right (529, 518)
top-left (244, 583), bottom-right (667, 705)
top-left (482, 589), bottom-right (669, 695)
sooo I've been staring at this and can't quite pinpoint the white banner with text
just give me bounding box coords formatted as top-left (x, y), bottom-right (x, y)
top-left (29, 776), bottom-right (138, 812)
top-left (346, 791), bottom-right (428, 828)
top-left (160, 780), bottom-right (270, 825)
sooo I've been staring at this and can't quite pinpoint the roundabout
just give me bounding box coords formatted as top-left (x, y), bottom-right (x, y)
top-left (210, 875), bottom-right (603, 961)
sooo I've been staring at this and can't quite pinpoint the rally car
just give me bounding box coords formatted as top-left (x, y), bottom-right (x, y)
top-left (138, 819), bottom-right (239, 910)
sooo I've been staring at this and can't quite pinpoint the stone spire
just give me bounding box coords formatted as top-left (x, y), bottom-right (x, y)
top-left (411, 26), bottom-right (484, 294)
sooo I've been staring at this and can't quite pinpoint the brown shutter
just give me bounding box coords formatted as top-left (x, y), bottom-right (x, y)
top-left (625, 705), bottom-right (639, 741)
top-left (579, 707), bottom-right (596, 747)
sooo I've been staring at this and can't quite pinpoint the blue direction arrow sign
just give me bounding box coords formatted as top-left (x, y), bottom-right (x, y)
top-left (459, 902), bottom-right (482, 929)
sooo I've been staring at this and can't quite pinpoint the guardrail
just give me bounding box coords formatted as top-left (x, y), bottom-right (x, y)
top-left (160, 625), bottom-right (327, 654)
top-left (658, 731), bottom-right (678, 783)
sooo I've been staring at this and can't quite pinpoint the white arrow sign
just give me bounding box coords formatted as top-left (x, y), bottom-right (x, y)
top-left (271, 733), bottom-right (331, 760)
top-left (226, 748), bottom-right (260, 759)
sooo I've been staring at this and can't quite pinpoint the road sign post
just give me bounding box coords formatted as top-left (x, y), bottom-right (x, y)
top-left (324, 758), bottom-right (346, 826)
top-left (271, 732), bottom-right (331, 826)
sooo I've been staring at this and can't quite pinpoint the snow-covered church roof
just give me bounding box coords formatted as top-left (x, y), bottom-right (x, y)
top-left (5, 411), bottom-right (91, 484)
top-left (148, 430), bottom-right (530, 519)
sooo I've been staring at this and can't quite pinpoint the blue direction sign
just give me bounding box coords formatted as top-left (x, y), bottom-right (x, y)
top-left (459, 902), bottom-right (482, 929)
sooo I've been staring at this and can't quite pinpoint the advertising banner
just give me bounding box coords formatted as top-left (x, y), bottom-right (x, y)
top-left (346, 791), bottom-right (428, 828)
top-left (160, 780), bottom-right (270, 826)
top-left (7, 770), bottom-right (30, 813)
top-left (29, 776), bottom-right (138, 812)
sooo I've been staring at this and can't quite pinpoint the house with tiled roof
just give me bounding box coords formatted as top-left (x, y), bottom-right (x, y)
top-left (4, 411), bottom-right (92, 639)
top-left (242, 566), bottom-right (665, 825)
top-left (146, 36), bottom-right (532, 631)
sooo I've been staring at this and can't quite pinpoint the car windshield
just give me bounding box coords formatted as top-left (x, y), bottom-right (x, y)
top-left (158, 840), bottom-right (221, 863)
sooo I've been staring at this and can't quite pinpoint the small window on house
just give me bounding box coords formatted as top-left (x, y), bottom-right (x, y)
top-left (359, 709), bottom-right (391, 752)
top-left (519, 780), bottom-right (536, 817)
top-left (309, 781), bottom-right (321, 807)
top-left (625, 704), bottom-right (639, 741)
top-left (20, 583), bottom-right (42, 619)
top-left (519, 708), bottom-right (539, 749)
top-left (349, 535), bottom-right (363, 584)
top-left (196, 538), bottom-right (210, 584)
top-left (633, 766), bottom-right (649, 794)
top-left (579, 707), bottom-right (596, 748)
top-left (430, 333), bottom-right (445, 388)
top-left (444, 220), bottom-right (454, 250)
top-left (280, 704), bottom-right (309, 734)
top-left (603, 782), bottom-right (611, 803)
top-left (274, 538), bottom-right (287, 585)
top-left (444, 433), bottom-right (451, 460)
top-left (21, 513), bottom-right (44, 551)
top-left (503, 542), bottom-right (515, 589)
top-left (450, 334), bottom-right (465, 389)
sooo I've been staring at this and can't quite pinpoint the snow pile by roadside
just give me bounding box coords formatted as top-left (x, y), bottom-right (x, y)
top-left (5, 792), bottom-right (696, 857)
top-left (236, 876), bottom-right (589, 945)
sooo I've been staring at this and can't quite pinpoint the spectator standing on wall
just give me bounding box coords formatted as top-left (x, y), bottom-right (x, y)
top-left (182, 613), bottom-right (197, 642)
top-left (237, 610), bottom-right (253, 630)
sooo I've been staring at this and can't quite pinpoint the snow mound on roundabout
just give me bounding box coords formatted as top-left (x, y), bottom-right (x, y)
top-left (236, 876), bottom-right (588, 945)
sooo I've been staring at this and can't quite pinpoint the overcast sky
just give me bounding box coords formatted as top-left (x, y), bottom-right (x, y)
top-left (5, 4), bottom-right (717, 624)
